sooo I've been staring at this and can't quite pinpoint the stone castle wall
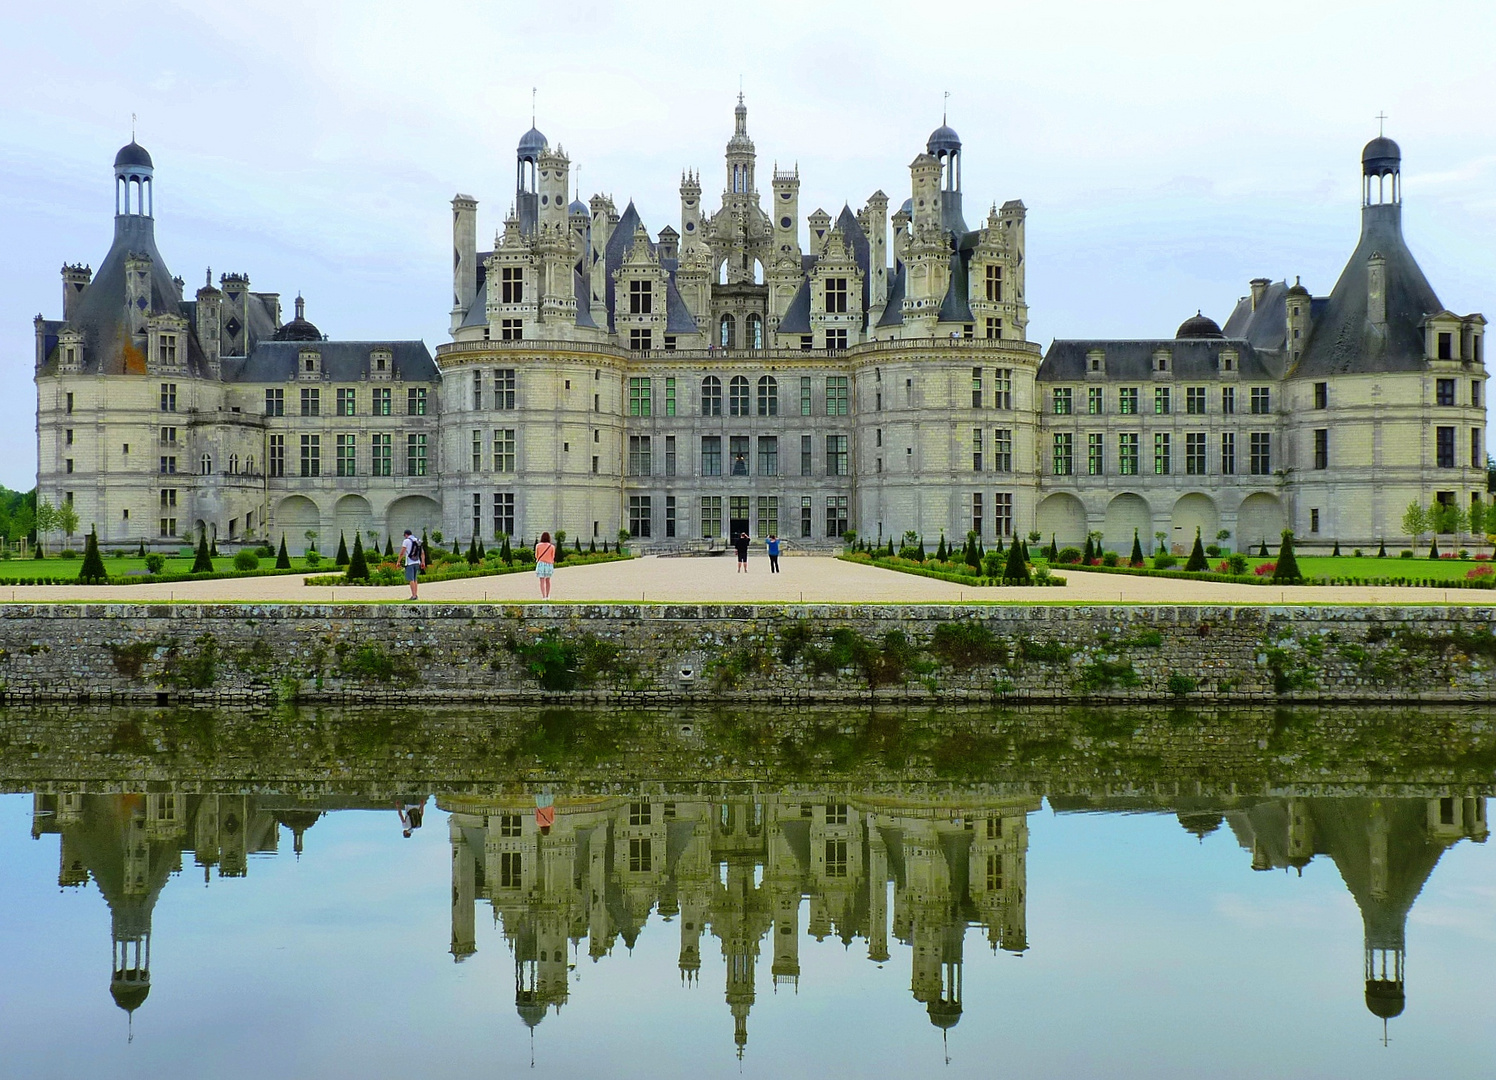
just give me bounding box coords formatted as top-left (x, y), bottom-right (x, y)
top-left (0, 602), bottom-right (1492, 705)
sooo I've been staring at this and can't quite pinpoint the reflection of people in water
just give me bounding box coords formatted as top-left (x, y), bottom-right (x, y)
top-left (397, 799), bottom-right (424, 838)
top-left (534, 789), bottom-right (554, 835)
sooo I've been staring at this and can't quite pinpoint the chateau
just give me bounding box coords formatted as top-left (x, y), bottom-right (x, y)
top-left (33, 104), bottom-right (1486, 552)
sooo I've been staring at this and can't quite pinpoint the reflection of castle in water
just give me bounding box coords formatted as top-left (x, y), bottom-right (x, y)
top-left (444, 792), bottom-right (1036, 1054)
top-left (1220, 796), bottom-right (1487, 1026)
top-left (29, 792), bottom-right (318, 1021)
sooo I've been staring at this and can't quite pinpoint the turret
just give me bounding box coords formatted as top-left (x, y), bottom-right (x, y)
top-left (679, 171), bottom-right (703, 252)
top-left (1285, 276), bottom-right (1311, 361)
top-left (451, 194), bottom-right (478, 332)
top-left (196, 270), bottom-right (222, 374)
top-left (725, 93), bottom-right (756, 197)
top-left (909, 154), bottom-right (942, 234)
top-left (807, 208), bottom-right (831, 257)
top-left (771, 167), bottom-right (800, 255)
top-left (515, 125), bottom-right (547, 235)
top-left (863, 191), bottom-right (889, 312)
top-left (61, 264), bottom-right (91, 320)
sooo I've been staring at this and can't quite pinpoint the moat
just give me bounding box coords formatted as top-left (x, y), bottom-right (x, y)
top-left (2, 704), bottom-right (1493, 1078)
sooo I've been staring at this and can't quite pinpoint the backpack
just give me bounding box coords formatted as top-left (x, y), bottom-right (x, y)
top-left (407, 536), bottom-right (423, 562)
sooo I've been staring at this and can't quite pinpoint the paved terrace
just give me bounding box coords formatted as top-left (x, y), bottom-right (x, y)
top-left (0, 555), bottom-right (1490, 605)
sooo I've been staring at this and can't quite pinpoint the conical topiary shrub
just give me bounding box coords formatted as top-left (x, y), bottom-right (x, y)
top-left (385, 536), bottom-right (395, 559)
top-left (1330, 540), bottom-right (1341, 557)
top-left (79, 529), bottom-right (107, 584)
top-left (1002, 535), bottom-right (1030, 584)
top-left (477, 537), bottom-right (487, 560)
top-left (993, 534), bottom-right (1004, 554)
top-left (1130, 529), bottom-right (1145, 568)
top-left (1185, 527), bottom-right (1209, 572)
top-left (209, 537), bottom-right (219, 558)
top-left (936, 534), bottom-right (948, 562)
top-left (1272, 530), bottom-right (1301, 583)
top-left (1258, 539), bottom-right (1270, 557)
top-left (192, 530), bottom-right (213, 573)
top-left (501, 535), bottom-right (513, 564)
top-left (347, 533), bottom-right (370, 581)
top-left (467, 536), bottom-right (480, 565)
top-left (1047, 535), bottom-right (1059, 562)
top-left (137, 539), bottom-right (147, 557)
top-left (966, 537), bottom-right (980, 570)
top-left (453, 538), bottom-right (461, 557)
top-left (276, 535), bottom-right (291, 569)
top-left (1429, 537), bottom-right (1441, 559)
top-left (336, 532), bottom-right (349, 566)
top-left (1377, 540), bottom-right (1387, 558)
top-left (1082, 536), bottom-right (1095, 564)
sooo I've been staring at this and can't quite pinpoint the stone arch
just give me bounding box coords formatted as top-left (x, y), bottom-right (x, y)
top-left (334, 494), bottom-right (374, 550)
top-left (1036, 493), bottom-right (1087, 547)
top-left (1104, 493), bottom-right (1152, 552)
top-left (1237, 492), bottom-right (1286, 552)
top-left (273, 495), bottom-right (320, 554)
top-left (1170, 493), bottom-right (1219, 553)
top-left (385, 495), bottom-right (441, 541)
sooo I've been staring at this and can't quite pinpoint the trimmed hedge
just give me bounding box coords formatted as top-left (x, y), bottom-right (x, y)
top-left (0, 565), bottom-right (320, 587)
top-left (839, 553), bottom-right (1065, 588)
top-left (307, 550), bottom-right (634, 586)
top-left (1062, 563), bottom-right (1496, 589)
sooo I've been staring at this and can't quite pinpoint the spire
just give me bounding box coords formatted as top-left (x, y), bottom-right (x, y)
top-left (735, 91), bottom-right (747, 137)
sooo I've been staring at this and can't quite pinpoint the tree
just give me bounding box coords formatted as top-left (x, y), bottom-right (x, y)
top-left (1402, 499), bottom-right (1429, 541)
top-left (1258, 539), bottom-right (1270, 557)
top-left (384, 535), bottom-right (395, 559)
top-left (1377, 539), bottom-right (1388, 558)
top-left (78, 529), bottom-right (107, 584)
top-left (209, 535), bottom-right (219, 558)
top-left (1471, 499), bottom-right (1488, 537)
top-left (477, 536), bottom-right (486, 560)
top-left (1185, 527), bottom-right (1209, 572)
top-left (1432, 500), bottom-right (1466, 537)
top-left (430, 530), bottom-right (445, 547)
top-left (935, 534), bottom-right (948, 562)
top-left (1272, 530), bottom-right (1301, 583)
top-left (1429, 536), bottom-right (1441, 559)
top-left (276, 535), bottom-right (291, 569)
top-left (466, 535), bottom-right (480, 566)
top-left (1082, 536), bottom-right (1095, 564)
top-left (452, 538), bottom-right (460, 556)
top-left (1130, 529), bottom-right (1145, 568)
top-left (965, 532), bottom-right (981, 570)
top-left (192, 530), bottom-right (213, 573)
top-left (1002, 535), bottom-right (1030, 584)
top-left (335, 532), bottom-right (350, 566)
top-left (137, 539), bottom-right (146, 557)
top-left (346, 533), bottom-right (370, 581)
top-left (500, 534), bottom-right (513, 564)
top-left (58, 502), bottom-right (80, 549)
top-left (303, 529), bottom-right (318, 552)
top-left (992, 533), bottom-right (1003, 554)
top-left (1047, 535), bottom-right (1059, 561)
top-left (1154, 530), bottom-right (1168, 556)
top-left (33, 499), bottom-right (59, 555)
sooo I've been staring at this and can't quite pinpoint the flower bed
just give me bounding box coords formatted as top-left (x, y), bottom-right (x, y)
top-left (306, 550), bottom-right (633, 586)
top-left (838, 552), bottom-right (1065, 587)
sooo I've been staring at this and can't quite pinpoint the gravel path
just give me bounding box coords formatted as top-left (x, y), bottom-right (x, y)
top-left (0, 556), bottom-right (1489, 605)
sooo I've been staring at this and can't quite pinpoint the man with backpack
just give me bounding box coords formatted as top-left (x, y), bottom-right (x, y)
top-left (400, 529), bottom-right (427, 600)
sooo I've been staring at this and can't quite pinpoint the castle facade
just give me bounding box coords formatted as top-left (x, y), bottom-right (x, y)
top-left (33, 105), bottom-right (1486, 553)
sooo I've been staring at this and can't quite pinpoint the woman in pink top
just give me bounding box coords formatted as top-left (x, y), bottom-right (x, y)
top-left (534, 531), bottom-right (556, 599)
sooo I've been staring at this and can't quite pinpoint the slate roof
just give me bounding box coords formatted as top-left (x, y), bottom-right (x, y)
top-left (1039, 337), bottom-right (1281, 382)
top-left (877, 262), bottom-right (906, 327)
top-left (1222, 280), bottom-right (1290, 350)
top-left (777, 279), bottom-right (813, 334)
top-left (223, 340), bottom-right (438, 383)
top-left (1290, 203), bottom-right (1443, 378)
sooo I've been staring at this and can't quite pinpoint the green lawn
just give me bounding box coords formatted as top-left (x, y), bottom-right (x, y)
top-left (0, 555), bottom-right (325, 580)
top-left (1245, 554), bottom-right (1488, 582)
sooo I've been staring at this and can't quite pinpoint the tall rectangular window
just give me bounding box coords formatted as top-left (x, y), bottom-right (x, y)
top-left (755, 496), bottom-right (778, 537)
top-left (800, 376), bottom-right (812, 416)
top-left (826, 435), bottom-right (848, 476)
top-left (493, 492), bottom-right (514, 538)
top-left (371, 434), bottom-right (391, 477)
top-left (264, 388), bottom-right (284, 416)
top-left (1053, 387), bottom-right (1073, 414)
top-left (993, 428), bottom-right (1013, 473)
top-left (973, 428), bottom-right (984, 472)
top-left (337, 387), bottom-right (357, 416)
top-left (1222, 386), bottom-right (1236, 414)
top-left (985, 263), bottom-right (1003, 302)
top-left (1472, 380), bottom-right (1483, 408)
top-left (300, 434), bottom-right (320, 477)
top-left (628, 495), bottom-right (652, 537)
top-left (408, 387), bottom-right (426, 415)
top-left (472, 493), bottom-right (482, 537)
top-left (1052, 433), bottom-right (1073, 475)
top-left (1153, 432), bottom-right (1171, 475)
top-left (1087, 433), bottom-right (1104, 475)
top-left (494, 369), bottom-right (516, 409)
top-left (800, 496), bottom-right (812, 538)
top-left (730, 435), bottom-right (749, 475)
top-left (701, 496), bottom-right (722, 539)
top-left (1119, 387), bottom-right (1139, 415)
top-left (757, 436), bottom-right (778, 476)
top-left (985, 317), bottom-right (1002, 339)
top-left (826, 376), bottom-right (849, 416)
top-left (824, 277), bottom-right (848, 313)
top-left (665, 495), bottom-right (677, 538)
top-left (665, 435), bottom-right (677, 477)
top-left (301, 388), bottom-right (319, 416)
top-left (1436, 426), bottom-right (1455, 468)
top-left (629, 328), bottom-right (652, 351)
top-left (825, 328), bottom-right (848, 351)
top-left (701, 436), bottom-right (722, 477)
top-left (372, 387), bottom-right (391, 416)
top-left (1088, 386), bottom-right (1103, 415)
top-left (995, 492), bottom-right (1013, 537)
top-left (1314, 382), bottom-right (1329, 409)
top-left (1154, 386), bottom-right (1171, 415)
top-left (500, 266), bottom-right (523, 303)
top-left (499, 852), bottom-right (522, 889)
top-left (336, 434), bottom-right (357, 477)
top-left (1313, 429), bottom-right (1328, 470)
top-left (1474, 428), bottom-right (1485, 469)
top-left (628, 435), bottom-right (652, 477)
top-left (1185, 432), bottom-right (1206, 475)
top-left (1250, 386), bottom-right (1271, 414)
top-left (629, 278), bottom-right (653, 314)
top-left (994, 368), bottom-right (1013, 409)
top-left (665, 377), bottom-right (676, 416)
top-left (407, 433), bottom-right (427, 476)
top-left (1249, 432), bottom-right (1271, 475)
top-left (972, 492), bottom-right (984, 537)
top-left (471, 371), bottom-right (483, 409)
top-left (160, 383), bottom-right (177, 412)
top-left (493, 429), bottom-right (516, 473)
top-left (1221, 432), bottom-right (1236, 475)
top-left (1119, 432), bottom-right (1139, 475)
top-left (1186, 386), bottom-right (1206, 414)
top-left (825, 496), bottom-right (848, 538)
top-left (971, 367), bottom-right (984, 408)
top-left (472, 429), bottom-right (483, 471)
top-left (268, 435), bottom-right (285, 477)
top-left (1437, 378), bottom-right (1456, 406)
top-left (800, 434), bottom-right (813, 476)
top-left (629, 377), bottom-right (652, 417)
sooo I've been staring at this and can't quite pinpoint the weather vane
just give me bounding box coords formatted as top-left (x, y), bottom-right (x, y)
top-left (131, 112), bottom-right (136, 140)
top-left (943, 91), bottom-right (950, 124)
top-left (531, 87), bottom-right (536, 126)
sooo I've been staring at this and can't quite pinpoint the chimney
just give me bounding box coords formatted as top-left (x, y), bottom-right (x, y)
top-left (1367, 252), bottom-right (1386, 329)
top-left (1249, 278), bottom-right (1270, 311)
top-left (61, 264), bottom-right (92, 320)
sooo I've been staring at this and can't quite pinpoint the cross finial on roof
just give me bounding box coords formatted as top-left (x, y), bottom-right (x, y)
top-left (1376, 111), bottom-right (1388, 137)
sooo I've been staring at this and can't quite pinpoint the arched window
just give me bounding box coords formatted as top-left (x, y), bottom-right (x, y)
top-left (245, 454), bottom-right (255, 474)
top-left (701, 376), bottom-right (722, 416)
top-left (757, 375), bottom-right (778, 416)
top-left (228, 453), bottom-right (239, 474)
top-left (719, 313), bottom-right (735, 348)
top-left (747, 312), bottom-right (763, 348)
top-left (201, 453), bottom-right (212, 475)
top-left (729, 376), bottom-right (750, 416)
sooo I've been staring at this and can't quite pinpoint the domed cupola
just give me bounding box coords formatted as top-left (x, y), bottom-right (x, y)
top-left (926, 124), bottom-right (962, 156)
top-left (1362, 136), bottom-right (1401, 177)
top-left (272, 295), bottom-right (322, 341)
top-left (568, 197), bottom-right (589, 217)
top-left (114, 141), bottom-right (154, 170)
top-left (114, 139), bottom-right (155, 218)
top-left (517, 126), bottom-right (547, 161)
top-left (1176, 310), bottom-right (1224, 339)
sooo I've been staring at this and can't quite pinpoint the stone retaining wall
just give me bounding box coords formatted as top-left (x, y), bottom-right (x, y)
top-left (0, 602), bottom-right (1492, 704)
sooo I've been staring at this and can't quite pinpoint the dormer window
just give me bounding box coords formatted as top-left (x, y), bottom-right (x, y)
top-left (1086, 349), bottom-right (1105, 374)
top-left (1438, 332), bottom-right (1454, 360)
top-left (1153, 350), bottom-right (1170, 373)
top-left (1218, 349), bottom-right (1238, 374)
top-left (299, 349), bottom-right (321, 378)
top-left (158, 334), bottom-right (178, 365)
top-left (369, 348), bottom-right (393, 380)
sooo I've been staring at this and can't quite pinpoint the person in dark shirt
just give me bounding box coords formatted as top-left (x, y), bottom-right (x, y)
top-left (766, 534), bottom-right (781, 573)
top-left (733, 531), bottom-right (750, 572)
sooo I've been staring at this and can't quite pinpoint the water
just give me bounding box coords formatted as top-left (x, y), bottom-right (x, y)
top-left (1, 706), bottom-right (1493, 1078)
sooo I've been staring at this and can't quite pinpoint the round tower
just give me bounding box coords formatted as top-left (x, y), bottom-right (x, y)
top-left (114, 140), bottom-right (153, 218)
top-left (1362, 135), bottom-right (1401, 206)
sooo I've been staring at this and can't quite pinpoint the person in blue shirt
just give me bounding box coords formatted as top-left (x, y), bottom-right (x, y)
top-left (766, 534), bottom-right (781, 573)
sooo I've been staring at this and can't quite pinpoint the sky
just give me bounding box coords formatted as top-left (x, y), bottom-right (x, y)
top-left (2, 0), bottom-right (1494, 491)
